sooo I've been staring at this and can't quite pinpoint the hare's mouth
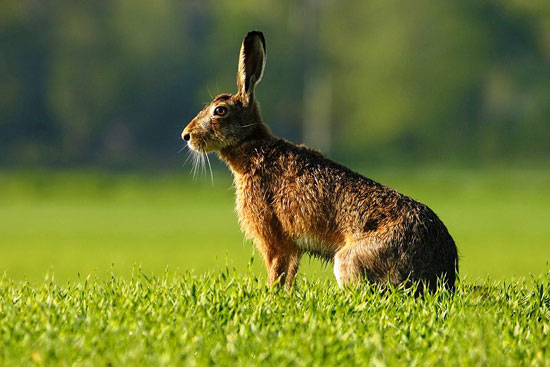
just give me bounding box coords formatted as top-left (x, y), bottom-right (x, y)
top-left (186, 140), bottom-right (201, 152)
top-left (188, 141), bottom-right (214, 154)
top-left (189, 137), bottom-right (223, 154)
top-left (185, 134), bottom-right (207, 153)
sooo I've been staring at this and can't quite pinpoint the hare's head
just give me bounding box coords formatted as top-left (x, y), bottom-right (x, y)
top-left (182, 31), bottom-right (269, 153)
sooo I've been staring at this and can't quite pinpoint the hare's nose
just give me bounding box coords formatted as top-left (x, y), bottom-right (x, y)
top-left (182, 132), bottom-right (190, 141)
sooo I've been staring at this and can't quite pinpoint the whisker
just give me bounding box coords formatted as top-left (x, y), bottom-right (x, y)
top-left (207, 85), bottom-right (213, 100)
top-left (196, 152), bottom-right (202, 179)
top-left (178, 144), bottom-right (188, 154)
top-left (182, 150), bottom-right (193, 167)
top-left (201, 154), bottom-right (207, 179)
top-left (205, 153), bottom-right (214, 186)
top-left (191, 151), bottom-right (200, 178)
top-left (239, 123), bottom-right (258, 128)
top-left (181, 144), bottom-right (213, 185)
top-left (195, 153), bottom-right (201, 179)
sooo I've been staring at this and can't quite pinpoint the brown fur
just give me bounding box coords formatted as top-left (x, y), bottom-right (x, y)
top-left (182, 31), bottom-right (458, 292)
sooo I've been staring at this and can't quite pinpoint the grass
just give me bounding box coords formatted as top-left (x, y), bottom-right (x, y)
top-left (0, 168), bottom-right (549, 366)
top-left (1, 269), bottom-right (549, 366)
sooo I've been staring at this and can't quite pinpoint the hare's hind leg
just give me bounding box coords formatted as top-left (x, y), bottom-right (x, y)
top-left (334, 240), bottom-right (398, 289)
top-left (333, 247), bottom-right (362, 288)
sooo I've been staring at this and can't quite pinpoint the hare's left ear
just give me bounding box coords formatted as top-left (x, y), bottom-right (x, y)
top-left (236, 31), bottom-right (266, 106)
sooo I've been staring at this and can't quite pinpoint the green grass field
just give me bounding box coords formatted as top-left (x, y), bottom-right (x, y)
top-left (1, 168), bottom-right (549, 366)
top-left (1, 270), bottom-right (549, 366)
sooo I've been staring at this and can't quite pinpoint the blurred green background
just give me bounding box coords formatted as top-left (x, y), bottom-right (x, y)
top-left (0, 0), bottom-right (549, 282)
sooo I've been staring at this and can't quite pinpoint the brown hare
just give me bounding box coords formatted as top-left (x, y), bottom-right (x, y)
top-left (182, 31), bottom-right (458, 293)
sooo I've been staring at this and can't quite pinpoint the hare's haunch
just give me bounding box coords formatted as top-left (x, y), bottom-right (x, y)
top-left (182, 31), bottom-right (458, 292)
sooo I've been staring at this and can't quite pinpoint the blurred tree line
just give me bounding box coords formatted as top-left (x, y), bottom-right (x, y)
top-left (0, 0), bottom-right (548, 168)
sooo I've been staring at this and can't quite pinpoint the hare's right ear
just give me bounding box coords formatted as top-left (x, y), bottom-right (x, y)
top-left (236, 31), bottom-right (266, 106)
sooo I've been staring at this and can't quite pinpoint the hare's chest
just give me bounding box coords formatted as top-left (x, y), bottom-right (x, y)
top-left (295, 236), bottom-right (336, 261)
top-left (233, 175), bottom-right (273, 239)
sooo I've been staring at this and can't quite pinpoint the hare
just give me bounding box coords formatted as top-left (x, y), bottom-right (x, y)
top-left (182, 31), bottom-right (458, 292)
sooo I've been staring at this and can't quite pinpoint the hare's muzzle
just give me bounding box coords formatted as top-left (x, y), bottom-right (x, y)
top-left (181, 124), bottom-right (192, 142)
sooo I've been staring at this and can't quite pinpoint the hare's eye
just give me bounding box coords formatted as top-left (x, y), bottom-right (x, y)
top-left (214, 106), bottom-right (228, 117)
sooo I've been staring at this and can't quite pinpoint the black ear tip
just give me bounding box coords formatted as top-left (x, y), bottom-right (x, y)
top-left (245, 30), bottom-right (266, 52)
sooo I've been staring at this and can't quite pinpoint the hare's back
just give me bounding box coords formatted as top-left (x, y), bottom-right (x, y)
top-left (268, 142), bottom-right (398, 237)
top-left (269, 141), bottom-right (453, 246)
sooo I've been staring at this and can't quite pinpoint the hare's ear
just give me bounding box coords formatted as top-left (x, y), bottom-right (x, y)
top-left (236, 31), bottom-right (266, 106)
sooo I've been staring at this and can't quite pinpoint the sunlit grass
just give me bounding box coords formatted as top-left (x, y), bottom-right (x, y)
top-left (1, 268), bottom-right (549, 366)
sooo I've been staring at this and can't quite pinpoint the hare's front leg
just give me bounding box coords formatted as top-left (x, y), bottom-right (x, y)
top-left (282, 250), bottom-right (301, 290)
top-left (257, 238), bottom-right (301, 290)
